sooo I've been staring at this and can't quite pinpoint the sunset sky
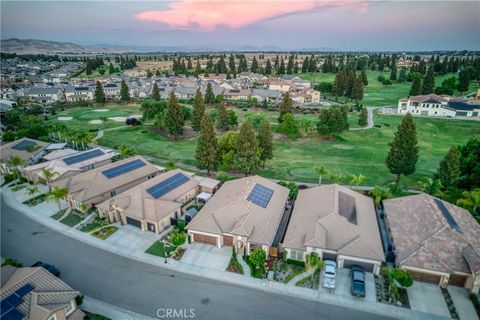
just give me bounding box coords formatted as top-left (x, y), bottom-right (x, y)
top-left (1, 0), bottom-right (479, 50)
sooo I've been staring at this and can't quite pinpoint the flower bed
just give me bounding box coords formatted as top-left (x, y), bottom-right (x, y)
top-left (295, 267), bottom-right (320, 289)
top-left (22, 193), bottom-right (48, 207)
top-left (226, 249), bottom-right (244, 275)
top-left (91, 226), bottom-right (118, 240)
top-left (172, 247), bottom-right (186, 261)
top-left (272, 260), bottom-right (305, 283)
top-left (441, 288), bottom-right (459, 319)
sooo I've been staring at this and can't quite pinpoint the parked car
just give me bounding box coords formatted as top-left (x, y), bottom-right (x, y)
top-left (350, 265), bottom-right (366, 297)
top-left (321, 259), bottom-right (337, 290)
top-left (31, 261), bottom-right (60, 277)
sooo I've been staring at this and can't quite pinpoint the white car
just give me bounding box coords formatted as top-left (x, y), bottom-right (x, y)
top-left (322, 260), bottom-right (337, 290)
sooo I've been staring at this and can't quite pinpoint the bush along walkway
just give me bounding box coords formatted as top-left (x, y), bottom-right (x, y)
top-left (237, 253), bottom-right (251, 277)
top-left (286, 267), bottom-right (314, 286)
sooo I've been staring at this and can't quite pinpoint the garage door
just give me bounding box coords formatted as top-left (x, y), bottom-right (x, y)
top-left (409, 271), bottom-right (441, 284)
top-left (126, 217), bottom-right (142, 228)
top-left (448, 274), bottom-right (468, 287)
top-left (223, 235), bottom-right (233, 246)
top-left (193, 233), bottom-right (218, 246)
top-left (342, 260), bottom-right (375, 273)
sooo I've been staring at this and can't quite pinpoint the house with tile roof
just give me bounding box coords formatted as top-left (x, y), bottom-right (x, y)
top-left (383, 193), bottom-right (480, 293)
top-left (0, 138), bottom-right (49, 174)
top-left (187, 176), bottom-right (290, 257)
top-left (97, 169), bottom-right (198, 233)
top-left (282, 185), bottom-right (385, 275)
top-left (397, 94), bottom-right (480, 117)
top-left (0, 266), bottom-right (85, 320)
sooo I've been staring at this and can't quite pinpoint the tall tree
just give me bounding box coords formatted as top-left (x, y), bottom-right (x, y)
top-left (152, 82), bottom-right (161, 101)
top-left (7, 156), bottom-right (26, 186)
top-left (94, 81), bottom-right (106, 104)
top-left (164, 92), bottom-right (184, 139)
top-left (358, 107), bottom-right (368, 127)
top-left (257, 120), bottom-right (273, 168)
top-left (195, 114), bottom-right (219, 174)
top-left (47, 186), bottom-right (69, 212)
top-left (250, 56), bottom-right (259, 73)
top-left (234, 122), bottom-right (260, 176)
top-left (435, 146), bottom-right (460, 188)
top-left (109, 63), bottom-right (115, 74)
top-left (457, 69), bottom-right (470, 93)
top-left (204, 83), bottom-right (215, 105)
top-left (390, 62), bottom-right (397, 80)
top-left (386, 113), bottom-right (419, 182)
top-left (287, 55), bottom-right (294, 74)
top-left (351, 76), bottom-right (364, 102)
top-left (278, 58), bottom-right (286, 74)
top-left (265, 59), bottom-right (272, 75)
top-left (360, 70), bottom-right (368, 86)
top-left (422, 66), bottom-right (435, 94)
top-left (120, 79), bottom-right (130, 102)
top-left (191, 89), bottom-right (205, 132)
top-left (458, 137), bottom-right (480, 190)
top-left (216, 101), bottom-right (230, 131)
top-left (398, 67), bottom-right (407, 83)
top-left (278, 92), bottom-right (294, 123)
top-left (228, 54), bottom-right (236, 75)
top-left (409, 76), bottom-right (423, 96)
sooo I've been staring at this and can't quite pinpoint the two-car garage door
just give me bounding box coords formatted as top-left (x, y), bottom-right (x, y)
top-left (192, 233), bottom-right (218, 246)
top-left (342, 259), bottom-right (375, 273)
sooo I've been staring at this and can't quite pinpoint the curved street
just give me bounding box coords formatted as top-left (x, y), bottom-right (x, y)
top-left (0, 194), bottom-right (396, 320)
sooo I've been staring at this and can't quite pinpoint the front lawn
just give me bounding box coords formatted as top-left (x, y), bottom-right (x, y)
top-left (51, 208), bottom-right (68, 220)
top-left (22, 193), bottom-right (48, 207)
top-left (11, 184), bottom-right (27, 192)
top-left (145, 241), bottom-right (177, 257)
top-left (91, 226), bottom-right (118, 240)
top-left (59, 212), bottom-right (83, 227)
top-left (80, 221), bottom-right (104, 233)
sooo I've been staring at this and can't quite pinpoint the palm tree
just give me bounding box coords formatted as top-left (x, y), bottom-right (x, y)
top-left (40, 168), bottom-right (58, 191)
top-left (314, 166), bottom-right (330, 185)
top-left (457, 189), bottom-right (480, 214)
top-left (7, 156), bottom-right (26, 186)
top-left (350, 174), bottom-right (367, 190)
top-left (329, 173), bottom-right (345, 184)
top-left (420, 178), bottom-right (442, 197)
top-left (116, 144), bottom-right (135, 159)
top-left (388, 182), bottom-right (405, 197)
top-left (47, 186), bottom-right (69, 212)
top-left (26, 185), bottom-right (39, 198)
top-left (369, 186), bottom-right (392, 208)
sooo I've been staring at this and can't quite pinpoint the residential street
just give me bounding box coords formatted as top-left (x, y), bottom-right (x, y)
top-left (0, 195), bottom-right (397, 320)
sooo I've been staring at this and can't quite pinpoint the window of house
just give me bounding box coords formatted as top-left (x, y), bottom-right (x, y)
top-left (289, 250), bottom-right (304, 261)
top-left (110, 190), bottom-right (117, 197)
top-left (64, 301), bottom-right (75, 316)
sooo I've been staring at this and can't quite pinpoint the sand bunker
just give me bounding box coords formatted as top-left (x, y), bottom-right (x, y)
top-left (108, 114), bottom-right (142, 122)
top-left (57, 117), bottom-right (73, 121)
top-left (89, 119), bottom-right (103, 124)
top-left (92, 109), bottom-right (108, 112)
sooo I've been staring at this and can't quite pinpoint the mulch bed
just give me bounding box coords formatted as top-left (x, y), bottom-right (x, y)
top-left (172, 247), bottom-right (186, 260)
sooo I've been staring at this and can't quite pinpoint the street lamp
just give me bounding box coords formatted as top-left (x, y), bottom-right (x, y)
top-left (162, 239), bottom-right (172, 264)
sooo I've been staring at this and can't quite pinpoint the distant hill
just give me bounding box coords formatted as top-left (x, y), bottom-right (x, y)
top-left (0, 38), bottom-right (123, 54)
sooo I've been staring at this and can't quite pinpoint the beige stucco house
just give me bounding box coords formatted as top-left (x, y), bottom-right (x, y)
top-left (187, 176), bottom-right (290, 257)
top-left (384, 193), bottom-right (480, 293)
top-left (53, 156), bottom-right (159, 210)
top-left (0, 265), bottom-right (85, 320)
top-left (97, 169), bottom-right (199, 234)
top-left (282, 185), bottom-right (385, 275)
top-left (0, 138), bottom-right (49, 174)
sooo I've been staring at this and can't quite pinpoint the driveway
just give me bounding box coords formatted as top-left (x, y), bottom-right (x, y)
top-left (331, 268), bottom-right (376, 303)
top-left (181, 242), bottom-right (231, 271)
top-left (104, 223), bottom-right (162, 253)
top-left (449, 286), bottom-right (479, 320)
top-left (407, 282), bottom-right (451, 319)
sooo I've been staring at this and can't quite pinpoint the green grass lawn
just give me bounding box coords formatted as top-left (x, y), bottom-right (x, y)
top-left (59, 212), bottom-right (83, 227)
top-left (97, 113), bottom-right (480, 187)
top-left (80, 221), bottom-right (103, 233)
top-left (146, 241), bottom-right (177, 257)
top-left (91, 226), bottom-right (118, 240)
top-left (298, 71), bottom-right (480, 107)
top-left (46, 103), bottom-right (142, 131)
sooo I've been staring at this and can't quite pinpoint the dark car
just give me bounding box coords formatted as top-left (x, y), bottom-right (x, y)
top-left (350, 265), bottom-right (366, 297)
top-left (31, 261), bottom-right (60, 277)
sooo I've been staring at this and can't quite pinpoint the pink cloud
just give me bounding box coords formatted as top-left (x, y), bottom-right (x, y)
top-left (135, 0), bottom-right (368, 31)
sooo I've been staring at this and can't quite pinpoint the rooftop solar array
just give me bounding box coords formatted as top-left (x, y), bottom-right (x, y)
top-left (102, 159), bottom-right (146, 179)
top-left (433, 198), bottom-right (462, 233)
top-left (62, 149), bottom-right (105, 165)
top-left (11, 140), bottom-right (36, 151)
top-left (146, 173), bottom-right (190, 199)
top-left (0, 283), bottom-right (33, 320)
top-left (338, 191), bottom-right (357, 224)
top-left (247, 184), bottom-right (274, 208)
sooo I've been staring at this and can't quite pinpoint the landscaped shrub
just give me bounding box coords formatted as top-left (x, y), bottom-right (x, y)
top-left (2, 173), bottom-right (16, 185)
top-left (286, 259), bottom-right (306, 268)
top-left (469, 293), bottom-right (480, 317)
top-left (391, 268), bottom-right (413, 287)
top-left (1, 258), bottom-right (22, 267)
top-left (176, 220), bottom-right (186, 232)
top-left (171, 232), bottom-right (186, 246)
top-left (75, 294), bottom-right (84, 306)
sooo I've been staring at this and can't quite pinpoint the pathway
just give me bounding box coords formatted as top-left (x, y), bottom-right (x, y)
top-left (237, 254), bottom-right (251, 277)
top-left (350, 106), bottom-right (379, 131)
top-left (286, 267), bottom-right (315, 286)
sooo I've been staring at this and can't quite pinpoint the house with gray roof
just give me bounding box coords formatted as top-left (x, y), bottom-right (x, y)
top-left (25, 87), bottom-right (64, 103)
top-left (64, 86), bottom-right (94, 102)
top-left (251, 89), bottom-right (282, 103)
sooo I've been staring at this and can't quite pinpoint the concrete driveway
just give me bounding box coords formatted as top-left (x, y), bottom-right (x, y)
top-left (104, 224), bottom-right (161, 253)
top-left (330, 268), bottom-right (376, 302)
top-left (181, 242), bottom-right (231, 271)
top-left (407, 282), bottom-right (451, 319)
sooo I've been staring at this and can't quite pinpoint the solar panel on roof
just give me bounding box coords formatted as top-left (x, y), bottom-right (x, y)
top-left (338, 191), bottom-right (357, 224)
top-left (0, 293), bottom-right (22, 318)
top-left (1, 308), bottom-right (24, 320)
top-left (146, 173), bottom-right (189, 199)
top-left (11, 140), bottom-right (36, 151)
top-left (247, 184), bottom-right (273, 208)
top-left (433, 198), bottom-right (462, 233)
top-left (102, 159), bottom-right (147, 179)
top-left (14, 284), bottom-right (34, 298)
top-left (62, 149), bottom-right (104, 165)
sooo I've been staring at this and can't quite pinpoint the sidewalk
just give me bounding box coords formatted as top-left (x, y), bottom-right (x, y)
top-left (2, 185), bottom-right (414, 320)
top-left (82, 296), bottom-right (156, 320)
top-left (237, 254), bottom-right (251, 277)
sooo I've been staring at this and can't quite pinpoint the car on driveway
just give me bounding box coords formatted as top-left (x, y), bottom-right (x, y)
top-left (31, 261), bottom-right (60, 277)
top-left (322, 259), bottom-right (337, 290)
top-left (350, 265), bottom-right (366, 297)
